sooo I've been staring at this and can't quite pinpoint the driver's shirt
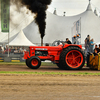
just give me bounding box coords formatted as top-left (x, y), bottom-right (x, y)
top-left (64, 41), bottom-right (72, 44)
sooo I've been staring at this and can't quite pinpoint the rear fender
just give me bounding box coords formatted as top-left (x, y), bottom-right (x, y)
top-left (63, 44), bottom-right (82, 49)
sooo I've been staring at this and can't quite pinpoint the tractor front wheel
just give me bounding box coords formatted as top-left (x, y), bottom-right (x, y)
top-left (25, 58), bottom-right (30, 67)
top-left (28, 56), bottom-right (41, 69)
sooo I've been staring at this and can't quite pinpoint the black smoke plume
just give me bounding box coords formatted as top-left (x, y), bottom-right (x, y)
top-left (21, 0), bottom-right (52, 39)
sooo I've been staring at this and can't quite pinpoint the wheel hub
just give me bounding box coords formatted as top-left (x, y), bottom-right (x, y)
top-left (31, 59), bottom-right (38, 66)
top-left (66, 50), bottom-right (83, 68)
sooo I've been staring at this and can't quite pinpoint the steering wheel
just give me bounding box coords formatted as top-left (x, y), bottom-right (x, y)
top-left (51, 40), bottom-right (65, 47)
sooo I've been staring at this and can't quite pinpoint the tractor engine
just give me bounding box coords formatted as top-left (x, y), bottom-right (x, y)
top-left (35, 50), bottom-right (48, 56)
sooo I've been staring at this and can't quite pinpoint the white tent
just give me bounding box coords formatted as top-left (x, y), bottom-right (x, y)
top-left (9, 30), bottom-right (36, 46)
top-left (23, 1), bottom-right (100, 44)
top-left (0, 33), bottom-right (18, 44)
top-left (96, 42), bottom-right (100, 45)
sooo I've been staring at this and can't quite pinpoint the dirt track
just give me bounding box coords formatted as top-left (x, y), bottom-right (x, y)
top-left (0, 65), bottom-right (100, 100)
top-left (0, 64), bottom-right (100, 73)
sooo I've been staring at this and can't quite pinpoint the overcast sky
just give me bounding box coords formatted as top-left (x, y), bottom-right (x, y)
top-left (48, 0), bottom-right (100, 16)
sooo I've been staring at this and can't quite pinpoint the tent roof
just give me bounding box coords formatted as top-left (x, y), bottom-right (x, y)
top-left (9, 30), bottom-right (36, 46)
top-left (86, 0), bottom-right (92, 11)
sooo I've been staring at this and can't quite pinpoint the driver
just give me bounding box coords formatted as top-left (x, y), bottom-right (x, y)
top-left (64, 38), bottom-right (72, 44)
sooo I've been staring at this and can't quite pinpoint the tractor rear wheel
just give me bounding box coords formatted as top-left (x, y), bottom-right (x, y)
top-left (28, 56), bottom-right (41, 69)
top-left (56, 63), bottom-right (63, 69)
top-left (56, 62), bottom-right (65, 69)
top-left (60, 47), bottom-right (85, 70)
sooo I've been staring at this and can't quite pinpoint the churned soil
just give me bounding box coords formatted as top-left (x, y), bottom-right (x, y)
top-left (0, 64), bottom-right (100, 100)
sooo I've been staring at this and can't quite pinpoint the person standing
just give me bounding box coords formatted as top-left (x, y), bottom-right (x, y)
top-left (90, 39), bottom-right (95, 53)
top-left (98, 44), bottom-right (100, 53)
top-left (94, 44), bottom-right (98, 53)
top-left (85, 35), bottom-right (90, 53)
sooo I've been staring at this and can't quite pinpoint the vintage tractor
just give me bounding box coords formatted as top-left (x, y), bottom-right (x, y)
top-left (24, 40), bottom-right (85, 70)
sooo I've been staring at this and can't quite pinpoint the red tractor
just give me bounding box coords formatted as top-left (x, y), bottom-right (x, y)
top-left (24, 40), bottom-right (85, 70)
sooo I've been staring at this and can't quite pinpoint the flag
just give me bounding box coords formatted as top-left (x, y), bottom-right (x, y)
top-left (71, 18), bottom-right (81, 44)
top-left (1, 0), bottom-right (10, 32)
top-left (72, 18), bottom-right (81, 36)
top-left (76, 20), bottom-right (80, 33)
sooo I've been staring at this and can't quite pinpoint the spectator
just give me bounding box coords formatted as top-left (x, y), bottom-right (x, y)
top-left (93, 44), bottom-right (100, 56)
top-left (22, 47), bottom-right (26, 54)
top-left (4, 45), bottom-right (11, 54)
top-left (93, 48), bottom-right (98, 56)
top-left (14, 47), bottom-right (19, 54)
top-left (17, 46), bottom-right (23, 54)
top-left (84, 35), bottom-right (90, 53)
top-left (0, 46), bottom-right (3, 54)
top-left (94, 44), bottom-right (98, 53)
top-left (90, 39), bottom-right (95, 53)
top-left (10, 46), bottom-right (14, 54)
top-left (4, 45), bottom-right (7, 51)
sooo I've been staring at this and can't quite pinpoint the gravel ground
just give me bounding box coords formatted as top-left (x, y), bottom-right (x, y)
top-left (0, 64), bottom-right (100, 100)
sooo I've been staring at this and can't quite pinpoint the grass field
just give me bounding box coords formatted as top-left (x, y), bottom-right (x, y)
top-left (0, 71), bottom-right (100, 76)
top-left (0, 61), bottom-right (55, 66)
